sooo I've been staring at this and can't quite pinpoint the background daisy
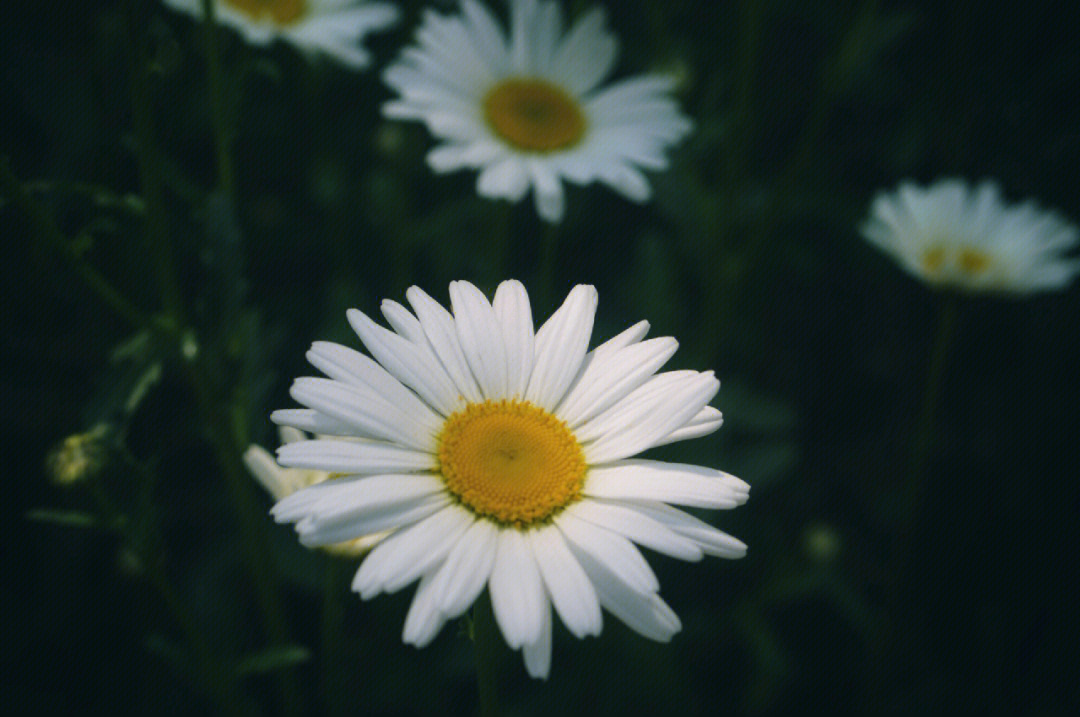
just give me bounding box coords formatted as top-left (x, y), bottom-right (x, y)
top-left (860, 179), bottom-right (1080, 294)
top-left (163, 0), bottom-right (399, 68)
top-left (382, 0), bottom-right (693, 222)
top-left (271, 280), bottom-right (746, 677)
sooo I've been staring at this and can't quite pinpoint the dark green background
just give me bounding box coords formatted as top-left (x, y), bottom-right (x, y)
top-left (4, 1), bottom-right (1080, 714)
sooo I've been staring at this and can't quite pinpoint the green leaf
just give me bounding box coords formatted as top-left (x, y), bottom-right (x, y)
top-left (26, 508), bottom-right (100, 529)
top-left (234, 646), bottom-right (311, 676)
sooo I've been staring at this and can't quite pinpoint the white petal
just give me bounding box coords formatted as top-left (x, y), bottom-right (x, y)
top-left (584, 460), bottom-right (748, 510)
top-left (566, 539), bottom-right (681, 642)
top-left (552, 7), bottom-right (617, 95)
top-left (347, 309), bottom-right (462, 416)
top-left (566, 500), bottom-right (703, 562)
top-left (243, 445), bottom-right (295, 501)
top-left (555, 512), bottom-right (658, 595)
top-left (556, 337), bottom-right (678, 428)
top-left (616, 500), bottom-right (747, 558)
top-left (304, 341), bottom-right (445, 431)
top-left (582, 372), bottom-right (719, 464)
top-left (449, 281), bottom-right (509, 399)
top-left (528, 526), bottom-right (602, 638)
top-left (476, 157), bottom-right (531, 201)
top-left (380, 299), bottom-right (428, 344)
top-left (402, 572), bottom-right (448, 648)
top-left (489, 529), bottom-right (546, 649)
top-left (528, 160), bottom-right (566, 223)
top-left (522, 597), bottom-right (553, 679)
top-left (525, 285), bottom-right (598, 410)
top-left (270, 408), bottom-right (354, 437)
top-left (432, 519), bottom-right (500, 618)
top-left (406, 286), bottom-right (484, 403)
top-left (289, 378), bottom-right (437, 451)
top-left (492, 280), bottom-right (535, 398)
top-left (650, 406), bottom-right (724, 448)
top-left (352, 504), bottom-right (472, 598)
top-left (298, 494), bottom-right (451, 547)
top-left (276, 439), bottom-right (435, 474)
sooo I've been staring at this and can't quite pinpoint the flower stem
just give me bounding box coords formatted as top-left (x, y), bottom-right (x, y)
top-left (537, 221), bottom-right (559, 313)
top-left (89, 481), bottom-right (259, 715)
top-left (125, 4), bottom-right (301, 712)
top-left (200, 0), bottom-right (237, 198)
top-left (473, 591), bottom-right (502, 717)
top-left (902, 294), bottom-right (961, 507)
top-left (0, 158), bottom-right (149, 330)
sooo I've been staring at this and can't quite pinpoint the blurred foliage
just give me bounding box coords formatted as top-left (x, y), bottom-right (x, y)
top-left (4, 0), bottom-right (1080, 715)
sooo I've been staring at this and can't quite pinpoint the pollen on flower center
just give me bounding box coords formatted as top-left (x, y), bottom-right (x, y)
top-left (921, 245), bottom-right (993, 276)
top-left (482, 79), bottom-right (587, 152)
top-left (438, 400), bottom-right (586, 526)
top-left (223, 0), bottom-right (307, 25)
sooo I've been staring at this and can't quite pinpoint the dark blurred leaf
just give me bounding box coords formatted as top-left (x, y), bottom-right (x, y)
top-left (25, 508), bottom-right (101, 530)
top-left (234, 645), bottom-right (311, 676)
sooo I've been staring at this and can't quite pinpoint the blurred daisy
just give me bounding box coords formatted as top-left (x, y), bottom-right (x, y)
top-left (860, 179), bottom-right (1080, 294)
top-left (244, 427), bottom-right (386, 556)
top-left (382, 0), bottom-right (693, 222)
top-left (162, 0), bottom-right (399, 69)
top-left (271, 280), bottom-right (747, 678)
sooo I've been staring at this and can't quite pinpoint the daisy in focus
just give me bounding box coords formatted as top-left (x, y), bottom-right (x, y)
top-left (244, 427), bottom-right (386, 556)
top-left (162, 0), bottom-right (399, 69)
top-left (271, 280), bottom-right (747, 678)
top-left (860, 178), bottom-right (1080, 294)
top-left (381, 0), bottom-right (694, 222)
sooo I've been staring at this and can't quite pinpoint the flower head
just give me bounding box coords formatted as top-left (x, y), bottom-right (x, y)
top-left (382, 0), bottom-right (694, 222)
top-left (163, 0), bottom-right (399, 69)
top-left (860, 179), bottom-right (1080, 294)
top-left (271, 280), bottom-right (747, 678)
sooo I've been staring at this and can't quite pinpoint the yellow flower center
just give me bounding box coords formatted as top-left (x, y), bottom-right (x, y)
top-left (438, 400), bottom-right (586, 526)
top-left (222, 0), bottom-right (307, 25)
top-left (482, 79), bottom-right (587, 152)
top-left (921, 245), bottom-right (993, 277)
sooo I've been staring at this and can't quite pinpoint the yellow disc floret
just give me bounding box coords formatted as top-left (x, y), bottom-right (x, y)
top-left (483, 79), bottom-right (587, 153)
top-left (223, 0), bottom-right (308, 25)
top-left (438, 400), bottom-right (586, 526)
top-left (921, 244), bottom-right (994, 277)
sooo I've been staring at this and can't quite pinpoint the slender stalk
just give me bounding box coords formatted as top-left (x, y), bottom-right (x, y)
top-left (320, 558), bottom-right (350, 717)
top-left (901, 294), bottom-right (960, 509)
top-left (536, 221), bottom-right (559, 313)
top-left (1, 158), bottom-right (148, 329)
top-left (472, 592), bottom-right (502, 717)
top-left (125, 1), bottom-right (184, 323)
top-left (124, 4), bottom-right (301, 712)
top-left (89, 482), bottom-right (259, 715)
top-left (200, 0), bottom-right (237, 198)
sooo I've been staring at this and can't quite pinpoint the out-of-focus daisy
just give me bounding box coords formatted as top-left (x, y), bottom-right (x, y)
top-left (271, 280), bottom-right (747, 678)
top-left (245, 427), bottom-right (385, 556)
top-left (860, 179), bottom-right (1080, 294)
top-left (381, 0), bottom-right (693, 222)
top-left (162, 0), bottom-right (399, 69)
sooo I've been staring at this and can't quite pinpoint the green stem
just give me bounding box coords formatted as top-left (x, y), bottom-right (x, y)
top-left (200, 0), bottom-right (237, 198)
top-left (89, 482), bottom-right (259, 715)
top-left (125, 4), bottom-right (300, 712)
top-left (0, 158), bottom-right (149, 329)
top-left (536, 221), bottom-right (559, 313)
top-left (125, 0), bottom-right (184, 322)
top-left (902, 294), bottom-right (960, 507)
top-left (320, 558), bottom-right (349, 717)
top-left (473, 592), bottom-right (502, 717)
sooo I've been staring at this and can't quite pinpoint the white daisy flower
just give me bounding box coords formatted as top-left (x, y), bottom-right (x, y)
top-left (162, 0), bottom-right (399, 69)
top-left (271, 280), bottom-right (747, 678)
top-left (860, 178), bottom-right (1080, 294)
top-left (381, 0), bottom-right (694, 222)
top-left (244, 427), bottom-right (386, 556)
